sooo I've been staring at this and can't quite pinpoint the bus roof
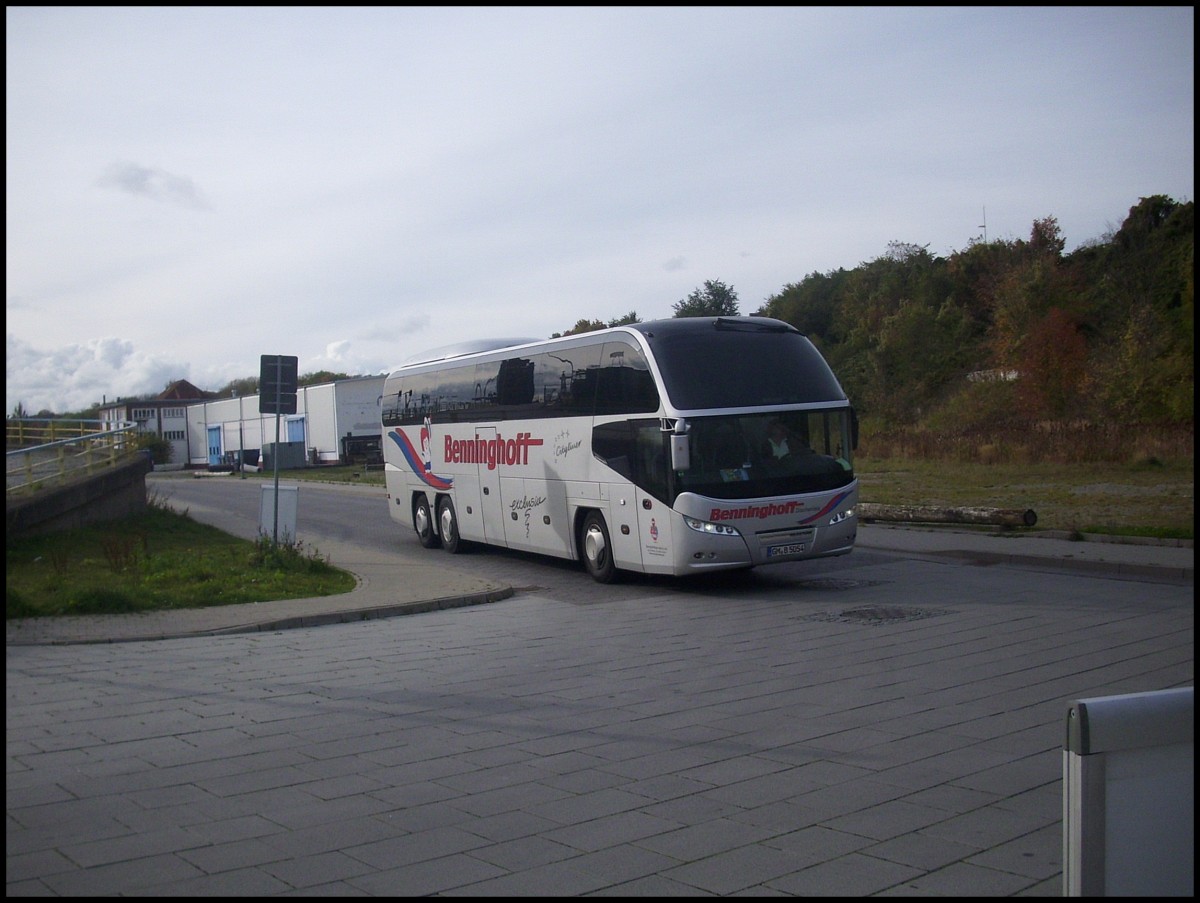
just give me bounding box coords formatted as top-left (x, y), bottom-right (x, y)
top-left (385, 315), bottom-right (847, 411)
top-left (397, 317), bottom-right (803, 369)
top-left (400, 337), bottom-right (542, 367)
top-left (625, 316), bottom-right (800, 340)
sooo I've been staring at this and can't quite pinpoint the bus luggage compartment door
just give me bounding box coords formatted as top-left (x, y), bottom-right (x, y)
top-left (503, 477), bottom-right (570, 556)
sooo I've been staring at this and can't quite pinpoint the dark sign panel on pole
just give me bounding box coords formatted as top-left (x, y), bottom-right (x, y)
top-left (259, 354), bottom-right (298, 415)
top-left (259, 354), bottom-right (298, 544)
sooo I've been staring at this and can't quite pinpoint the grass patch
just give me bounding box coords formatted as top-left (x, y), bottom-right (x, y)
top-left (6, 497), bottom-right (356, 619)
top-left (855, 458), bottom-right (1194, 540)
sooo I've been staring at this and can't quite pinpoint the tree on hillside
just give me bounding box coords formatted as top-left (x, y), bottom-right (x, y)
top-left (299, 370), bottom-right (352, 386)
top-left (607, 311), bottom-right (641, 326)
top-left (216, 377), bottom-right (260, 399)
top-left (1016, 307), bottom-right (1088, 418)
top-left (754, 270), bottom-right (848, 342)
top-left (673, 280), bottom-right (739, 317)
top-left (1071, 196), bottom-right (1194, 423)
top-left (552, 311), bottom-right (642, 337)
top-left (988, 217), bottom-right (1077, 374)
top-left (554, 319), bottom-right (608, 337)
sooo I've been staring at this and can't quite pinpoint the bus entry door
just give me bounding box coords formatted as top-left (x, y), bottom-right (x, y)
top-left (475, 428), bottom-right (505, 545)
top-left (636, 489), bottom-right (674, 574)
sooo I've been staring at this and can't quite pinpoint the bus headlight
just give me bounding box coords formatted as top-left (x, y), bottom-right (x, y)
top-left (828, 506), bottom-right (855, 526)
top-left (683, 516), bottom-right (741, 537)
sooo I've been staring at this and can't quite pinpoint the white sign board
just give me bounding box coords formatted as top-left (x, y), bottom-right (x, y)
top-left (260, 485), bottom-right (299, 544)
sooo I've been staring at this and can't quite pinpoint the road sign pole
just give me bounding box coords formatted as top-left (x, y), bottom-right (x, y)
top-left (259, 354), bottom-right (298, 547)
top-left (273, 409), bottom-right (281, 544)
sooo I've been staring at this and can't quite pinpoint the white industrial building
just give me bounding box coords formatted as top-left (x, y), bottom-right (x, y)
top-left (185, 375), bottom-right (386, 470)
top-left (98, 379), bottom-right (213, 468)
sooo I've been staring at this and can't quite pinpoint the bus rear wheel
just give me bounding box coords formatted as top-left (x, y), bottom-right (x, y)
top-left (413, 495), bottom-right (439, 549)
top-left (581, 511), bottom-right (618, 583)
top-left (438, 497), bottom-right (462, 554)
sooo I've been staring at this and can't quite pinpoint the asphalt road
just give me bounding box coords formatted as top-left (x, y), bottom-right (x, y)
top-left (154, 472), bottom-right (877, 591)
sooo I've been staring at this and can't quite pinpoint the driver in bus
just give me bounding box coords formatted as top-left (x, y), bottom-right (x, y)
top-left (764, 419), bottom-right (809, 459)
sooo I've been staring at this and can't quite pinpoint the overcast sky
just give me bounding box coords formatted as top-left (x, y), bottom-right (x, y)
top-left (6, 6), bottom-right (1194, 414)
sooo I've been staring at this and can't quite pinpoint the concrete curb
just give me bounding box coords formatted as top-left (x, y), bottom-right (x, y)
top-left (201, 587), bottom-right (515, 638)
top-left (5, 587), bottom-right (517, 647)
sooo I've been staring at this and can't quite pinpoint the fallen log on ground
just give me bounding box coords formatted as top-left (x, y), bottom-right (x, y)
top-left (858, 503), bottom-right (1037, 528)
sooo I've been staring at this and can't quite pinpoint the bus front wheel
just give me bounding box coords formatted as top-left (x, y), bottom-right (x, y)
top-left (413, 495), bottom-right (439, 549)
top-left (438, 497), bottom-right (462, 554)
top-left (581, 511), bottom-right (618, 583)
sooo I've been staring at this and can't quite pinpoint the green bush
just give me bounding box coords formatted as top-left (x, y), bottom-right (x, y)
top-left (132, 433), bottom-right (173, 465)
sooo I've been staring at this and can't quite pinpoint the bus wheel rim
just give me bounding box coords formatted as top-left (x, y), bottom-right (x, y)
top-left (586, 525), bottom-right (606, 564)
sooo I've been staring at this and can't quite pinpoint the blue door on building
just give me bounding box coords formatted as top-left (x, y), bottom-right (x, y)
top-left (207, 426), bottom-right (221, 466)
top-left (286, 417), bottom-right (305, 444)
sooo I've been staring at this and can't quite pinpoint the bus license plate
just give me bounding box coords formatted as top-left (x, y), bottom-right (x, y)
top-left (767, 542), bottom-right (806, 558)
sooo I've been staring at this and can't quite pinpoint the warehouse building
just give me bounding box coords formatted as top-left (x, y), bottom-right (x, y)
top-left (184, 375), bottom-right (386, 470)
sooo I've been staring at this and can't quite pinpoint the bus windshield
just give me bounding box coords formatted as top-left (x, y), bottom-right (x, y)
top-left (638, 318), bottom-right (846, 410)
top-left (676, 409), bottom-right (854, 501)
top-left (592, 408), bottom-right (855, 506)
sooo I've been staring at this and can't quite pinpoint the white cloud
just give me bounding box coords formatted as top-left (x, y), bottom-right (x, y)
top-left (6, 335), bottom-right (180, 414)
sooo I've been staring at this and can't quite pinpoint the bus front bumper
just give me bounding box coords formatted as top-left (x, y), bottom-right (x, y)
top-left (675, 513), bottom-right (857, 573)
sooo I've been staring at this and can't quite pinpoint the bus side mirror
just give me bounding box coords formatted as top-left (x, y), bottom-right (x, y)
top-left (850, 407), bottom-right (859, 451)
top-left (670, 418), bottom-right (690, 471)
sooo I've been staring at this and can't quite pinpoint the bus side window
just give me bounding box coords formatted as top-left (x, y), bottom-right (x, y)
top-left (593, 420), bottom-right (670, 501)
top-left (592, 421), bottom-right (633, 478)
top-left (496, 358), bottom-right (534, 406)
top-left (473, 360), bottom-right (502, 411)
top-left (596, 341), bottom-right (659, 414)
top-left (633, 420), bottom-right (670, 502)
top-left (403, 371), bottom-right (438, 423)
top-left (438, 364), bottom-right (476, 416)
top-left (558, 343), bottom-right (604, 416)
top-left (381, 389), bottom-right (404, 426)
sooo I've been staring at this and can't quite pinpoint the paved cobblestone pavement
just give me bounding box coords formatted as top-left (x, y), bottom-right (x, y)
top-left (8, 523), bottom-right (1192, 896)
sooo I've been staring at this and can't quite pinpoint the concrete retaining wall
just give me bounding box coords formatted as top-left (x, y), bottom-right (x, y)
top-left (5, 453), bottom-right (153, 539)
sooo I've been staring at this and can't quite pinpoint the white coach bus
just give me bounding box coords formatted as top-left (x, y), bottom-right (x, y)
top-left (381, 316), bottom-right (858, 582)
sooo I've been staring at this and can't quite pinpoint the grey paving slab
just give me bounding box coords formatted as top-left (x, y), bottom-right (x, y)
top-left (765, 851), bottom-right (926, 896)
top-left (7, 524), bottom-right (1193, 896)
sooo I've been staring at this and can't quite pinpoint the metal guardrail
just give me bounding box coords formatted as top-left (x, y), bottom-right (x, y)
top-left (6, 417), bottom-right (125, 446)
top-left (6, 419), bottom-right (140, 496)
